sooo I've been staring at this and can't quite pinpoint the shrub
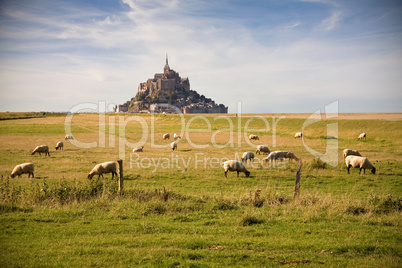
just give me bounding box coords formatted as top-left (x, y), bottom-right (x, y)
top-left (311, 158), bottom-right (327, 169)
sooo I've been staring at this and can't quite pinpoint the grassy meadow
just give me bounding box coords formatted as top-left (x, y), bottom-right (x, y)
top-left (0, 112), bottom-right (401, 267)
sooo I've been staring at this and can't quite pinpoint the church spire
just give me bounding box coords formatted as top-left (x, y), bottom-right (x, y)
top-left (164, 53), bottom-right (170, 72)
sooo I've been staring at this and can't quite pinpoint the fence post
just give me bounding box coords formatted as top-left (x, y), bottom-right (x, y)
top-left (117, 159), bottom-right (123, 193)
top-left (294, 159), bottom-right (302, 200)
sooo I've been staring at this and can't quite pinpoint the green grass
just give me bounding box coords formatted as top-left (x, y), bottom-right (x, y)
top-left (0, 113), bottom-right (401, 267)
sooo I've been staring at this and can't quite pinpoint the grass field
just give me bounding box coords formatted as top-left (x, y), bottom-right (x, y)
top-left (0, 112), bottom-right (401, 267)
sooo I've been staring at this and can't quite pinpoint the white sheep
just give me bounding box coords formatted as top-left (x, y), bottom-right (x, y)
top-left (133, 146), bottom-right (144, 152)
top-left (294, 132), bottom-right (303, 139)
top-left (256, 145), bottom-right (270, 155)
top-left (88, 161), bottom-right (117, 180)
top-left (343, 149), bottom-right (362, 159)
top-left (31, 145), bottom-right (50, 156)
top-left (241, 152), bottom-right (255, 163)
top-left (65, 135), bottom-right (74, 140)
top-left (163, 133), bottom-right (170, 140)
top-left (174, 133), bottom-right (181, 140)
top-left (223, 160), bottom-right (250, 178)
top-left (357, 133), bottom-right (366, 140)
top-left (55, 141), bottom-right (64, 150)
top-left (249, 134), bottom-right (259, 140)
top-left (11, 163), bottom-right (34, 178)
top-left (345, 155), bottom-right (376, 175)
top-left (264, 151), bottom-right (298, 162)
top-left (171, 141), bottom-right (177, 151)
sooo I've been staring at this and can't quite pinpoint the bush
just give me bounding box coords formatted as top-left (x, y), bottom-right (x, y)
top-left (311, 158), bottom-right (327, 169)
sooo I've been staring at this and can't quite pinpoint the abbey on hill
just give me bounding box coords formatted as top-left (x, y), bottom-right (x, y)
top-left (118, 56), bottom-right (228, 113)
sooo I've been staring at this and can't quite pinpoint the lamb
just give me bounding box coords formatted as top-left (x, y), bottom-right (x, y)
top-left (133, 146), bottom-right (144, 152)
top-left (173, 133), bottom-right (181, 140)
top-left (264, 151), bottom-right (298, 162)
top-left (88, 161), bottom-right (117, 180)
top-left (163, 133), bottom-right (170, 140)
top-left (223, 160), bottom-right (250, 178)
top-left (55, 141), bottom-right (64, 150)
top-left (294, 132), bottom-right (303, 139)
top-left (241, 152), bottom-right (255, 163)
top-left (65, 135), bottom-right (74, 140)
top-left (11, 163), bottom-right (34, 178)
top-left (31, 145), bottom-right (50, 156)
top-left (249, 134), bottom-right (259, 140)
top-left (256, 145), bottom-right (270, 155)
top-left (357, 133), bottom-right (366, 140)
top-left (345, 155), bottom-right (376, 174)
top-left (171, 141), bottom-right (177, 151)
top-left (343, 149), bottom-right (362, 159)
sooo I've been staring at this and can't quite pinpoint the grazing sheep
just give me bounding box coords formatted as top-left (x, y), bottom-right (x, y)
top-left (357, 133), bottom-right (366, 140)
top-left (55, 141), bottom-right (64, 150)
top-left (11, 163), bottom-right (34, 178)
top-left (249, 134), bottom-right (259, 140)
top-left (163, 133), bottom-right (170, 140)
top-left (256, 145), bottom-right (270, 155)
top-left (294, 132), bottom-right (303, 139)
top-left (345, 155), bottom-right (376, 175)
top-left (171, 141), bottom-right (177, 151)
top-left (223, 160), bottom-right (250, 178)
top-left (88, 161), bottom-right (117, 180)
top-left (133, 146), bottom-right (144, 152)
top-left (264, 151), bottom-right (298, 162)
top-left (343, 149), bottom-right (362, 159)
top-left (174, 133), bottom-right (181, 140)
top-left (241, 152), bottom-right (255, 163)
top-left (31, 145), bottom-right (50, 156)
top-left (65, 135), bottom-right (74, 140)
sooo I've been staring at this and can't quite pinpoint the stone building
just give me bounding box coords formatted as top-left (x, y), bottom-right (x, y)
top-left (121, 56), bottom-right (228, 114)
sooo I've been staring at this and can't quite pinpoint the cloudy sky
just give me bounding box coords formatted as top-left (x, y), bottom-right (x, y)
top-left (0, 0), bottom-right (401, 113)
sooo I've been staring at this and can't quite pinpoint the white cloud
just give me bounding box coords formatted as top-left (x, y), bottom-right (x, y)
top-left (320, 10), bottom-right (343, 31)
top-left (0, 0), bottom-right (400, 113)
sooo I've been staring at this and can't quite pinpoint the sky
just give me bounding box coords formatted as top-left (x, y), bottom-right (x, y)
top-left (0, 0), bottom-right (401, 113)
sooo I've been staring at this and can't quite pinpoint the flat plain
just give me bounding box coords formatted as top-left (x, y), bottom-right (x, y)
top-left (0, 112), bottom-right (401, 267)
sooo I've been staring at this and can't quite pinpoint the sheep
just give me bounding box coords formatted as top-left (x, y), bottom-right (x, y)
top-left (65, 135), bottom-right (74, 140)
top-left (294, 132), bottom-right (303, 139)
top-left (31, 145), bottom-right (50, 156)
top-left (249, 134), bottom-right (259, 140)
top-left (263, 151), bottom-right (298, 162)
top-left (343, 148), bottom-right (362, 159)
top-left (133, 146), bottom-right (144, 152)
top-left (357, 133), bottom-right (366, 140)
top-left (55, 141), bottom-right (64, 150)
top-left (171, 141), bottom-right (177, 151)
top-left (163, 133), bottom-right (170, 140)
top-left (256, 145), bottom-right (270, 155)
top-left (345, 155), bottom-right (376, 174)
top-left (241, 152), bottom-right (255, 163)
top-left (173, 133), bottom-right (181, 140)
top-left (88, 161), bottom-right (117, 180)
top-left (11, 163), bottom-right (34, 178)
top-left (223, 160), bottom-right (250, 178)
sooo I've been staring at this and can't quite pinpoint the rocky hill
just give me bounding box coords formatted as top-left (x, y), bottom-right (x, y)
top-left (118, 56), bottom-right (227, 113)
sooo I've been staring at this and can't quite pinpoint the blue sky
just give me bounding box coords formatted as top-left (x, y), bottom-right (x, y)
top-left (0, 0), bottom-right (401, 113)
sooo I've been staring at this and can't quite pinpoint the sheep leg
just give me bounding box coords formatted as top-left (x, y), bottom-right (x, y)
top-left (237, 171), bottom-right (239, 178)
top-left (347, 165), bottom-right (351, 174)
top-left (359, 168), bottom-right (362, 174)
top-left (224, 171), bottom-right (228, 178)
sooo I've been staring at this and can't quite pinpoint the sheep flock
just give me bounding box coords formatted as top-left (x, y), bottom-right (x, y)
top-left (8, 127), bottom-right (377, 181)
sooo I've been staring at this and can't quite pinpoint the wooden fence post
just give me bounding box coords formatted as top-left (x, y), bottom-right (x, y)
top-left (293, 159), bottom-right (302, 200)
top-left (117, 159), bottom-right (123, 194)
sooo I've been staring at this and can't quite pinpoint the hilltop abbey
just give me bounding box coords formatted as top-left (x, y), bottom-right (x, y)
top-left (117, 56), bottom-right (228, 113)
